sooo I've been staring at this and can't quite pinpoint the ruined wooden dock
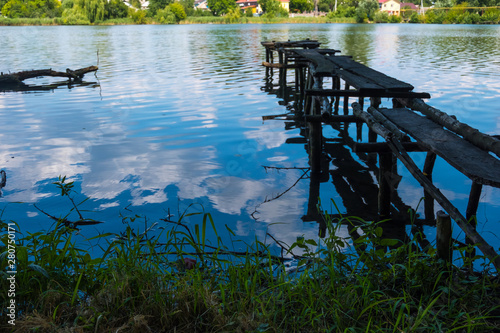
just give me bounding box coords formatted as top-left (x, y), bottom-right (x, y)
top-left (261, 40), bottom-right (500, 271)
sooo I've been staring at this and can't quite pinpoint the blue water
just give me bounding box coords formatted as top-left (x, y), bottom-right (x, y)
top-left (1, 24), bottom-right (499, 258)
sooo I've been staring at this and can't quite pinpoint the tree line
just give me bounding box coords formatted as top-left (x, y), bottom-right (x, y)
top-left (1, 0), bottom-right (499, 23)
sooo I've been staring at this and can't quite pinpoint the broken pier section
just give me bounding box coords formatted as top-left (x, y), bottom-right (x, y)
top-left (261, 39), bottom-right (500, 271)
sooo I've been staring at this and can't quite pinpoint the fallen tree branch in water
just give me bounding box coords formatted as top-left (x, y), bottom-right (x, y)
top-left (0, 66), bottom-right (98, 88)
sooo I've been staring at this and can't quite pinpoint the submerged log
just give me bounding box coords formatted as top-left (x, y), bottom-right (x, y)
top-left (0, 66), bottom-right (98, 87)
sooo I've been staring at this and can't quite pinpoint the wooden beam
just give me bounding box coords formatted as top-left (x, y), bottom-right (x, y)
top-left (353, 142), bottom-right (425, 153)
top-left (306, 89), bottom-right (431, 99)
top-left (399, 98), bottom-right (500, 159)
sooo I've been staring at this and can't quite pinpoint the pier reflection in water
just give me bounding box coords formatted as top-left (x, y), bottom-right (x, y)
top-left (262, 56), bottom-right (418, 252)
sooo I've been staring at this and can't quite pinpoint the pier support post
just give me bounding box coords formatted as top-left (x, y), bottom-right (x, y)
top-left (343, 83), bottom-right (350, 115)
top-left (333, 76), bottom-right (340, 115)
top-left (378, 152), bottom-right (393, 218)
top-left (309, 119), bottom-right (322, 166)
top-left (423, 152), bottom-right (437, 223)
top-left (436, 210), bottom-right (452, 263)
top-left (368, 97), bottom-right (381, 143)
top-left (465, 182), bottom-right (483, 259)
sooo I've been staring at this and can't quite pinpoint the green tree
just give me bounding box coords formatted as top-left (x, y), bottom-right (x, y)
top-left (290, 0), bottom-right (313, 12)
top-left (207, 0), bottom-right (235, 15)
top-left (327, 4), bottom-right (355, 16)
top-left (434, 0), bottom-right (454, 7)
top-left (148, 0), bottom-right (172, 15)
top-left (169, 2), bottom-right (186, 21)
top-left (318, 0), bottom-right (335, 11)
top-left (388, 13), bottom-right (401, 22)
top-left (259, 0), bottom-right (279, 12)
top-left (224, 6), bottom-right (240, 22)
top-left (129, 7), bottom-right (147, 22)
top-left (1, 0), bottom-right (28, 17)
top-left (1, 0), bottom-right (61, 18)
top-left (129, 0), bottom-right (141, 8)
top-left (408, 11), bottom-right (420, 22)
top-left (400, 4), bottom-right (414, 19)
top-left (105, 0), bottom-right (128, 18)
top-left (84, 0), bottom-right (105, 22)
top-left (61, 0), bottom-right (72, 9)
top-left (179, 0), bottom-right (194, 15)
top-left (0, 0), bottom-right (8, 11)
top-left (373, 10), bottom-right (388, 21)
top-left (357, 0), bottom-right (378, 19)
top-left (155, 5), bottom-right (176, 22)
top-left (354, 6), bottom-right (366, 21)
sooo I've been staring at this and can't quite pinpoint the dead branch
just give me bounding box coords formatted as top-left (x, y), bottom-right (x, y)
top-left (0, 66), bottom-right (98, 87)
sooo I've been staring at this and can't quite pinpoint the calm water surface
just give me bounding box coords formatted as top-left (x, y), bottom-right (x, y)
top-left (1, 24), bottom-right (499, 254)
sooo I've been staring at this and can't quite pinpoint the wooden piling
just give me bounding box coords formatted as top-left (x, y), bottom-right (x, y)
top-left (423, 152), bottom-right (437, 223)
top-left (378, 153), bottom-right (393, 218)
top-left (331, 77), bottom-right (339, 115)
top-left (309, 121), bottom-right (322, 174)
top-left (436, 210), bottom-right (452, 262)
top-left (343, 83), bottom-right (350, 115)
top-left (465, 182), bottom-right (483, 258)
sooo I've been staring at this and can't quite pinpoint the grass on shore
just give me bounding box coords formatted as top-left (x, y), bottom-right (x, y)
top-left (0, 15), bottom-right (354, 26)
top-left (1, 178), bottom-right (499, 332)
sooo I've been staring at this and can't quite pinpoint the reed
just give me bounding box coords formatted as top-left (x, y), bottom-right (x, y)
top-left (1, 180), bottom-right (499, 332)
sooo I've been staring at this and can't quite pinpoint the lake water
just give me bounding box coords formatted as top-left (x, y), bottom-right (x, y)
top-left (1, 24), bottom-right (499, 256)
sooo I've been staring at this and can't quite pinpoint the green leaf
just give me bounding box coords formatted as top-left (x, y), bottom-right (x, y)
top-left (297, 259), bottom-right (307, 267)
top-left (28, 264), bottom-right (49, 278)
top-left (379, 239), bottom-right (399, 247)
top-left (305, 239), bottom-right (318, 246)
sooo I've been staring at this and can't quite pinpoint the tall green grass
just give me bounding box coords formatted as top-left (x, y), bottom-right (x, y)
top-left (1, 178), bottom-right (499, 332)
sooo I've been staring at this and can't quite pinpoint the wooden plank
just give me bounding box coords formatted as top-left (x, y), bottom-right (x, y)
top-left (399, 98), bottom-right (500, 159)
top-left (336, 69), bottom-right (384, 92)
top-left (353, 142), bottom-right (425, 153)
top-left (378, 107), bottom-right (500, 187)
top-left (292, 49), bottom-right (335, 76)
top-left (262, 61), bottom-right (303, 69)
top-left (261, 40), bottom-right (321, 50)
top-left (326, 56), bottom-right (414, 91)
top-left (306, 89), bottom-right (430, 99)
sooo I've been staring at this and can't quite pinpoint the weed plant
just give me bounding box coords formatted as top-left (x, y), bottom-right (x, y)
top-left (1, 178), bottom-right (499, 332)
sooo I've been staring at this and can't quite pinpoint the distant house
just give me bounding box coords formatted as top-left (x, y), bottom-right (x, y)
top-left (379, 0), bottom-right (419, 15)
top-left (400, 2), bottom-right (419, 13)
top-left (279, 0), bottom-right (290, 12)
top-left (236, 0), bottom-right (262, 14)
top-left (237, 0), bottom-right (289, 14)
top-left (379, 0), bottom-right (400, 15)
top-left (194, 0), bottom-right (209, 10)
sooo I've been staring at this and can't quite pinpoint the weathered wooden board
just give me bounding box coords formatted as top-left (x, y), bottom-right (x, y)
top-left (306, 89), bottom-right (430, 99)
top-left (292, 49), bottom-right (336, 76)
top-left (379, 107), bottom-right (500, 187)
top-left (337, 70), bottom-right (385, 92)
top-left (261, 40), bottom-right (321, 50)
top-left (326, 56), bottom-right (414, 92)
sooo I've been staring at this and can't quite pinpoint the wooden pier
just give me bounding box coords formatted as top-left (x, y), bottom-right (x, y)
top-left (261, 40), bottom-right (500, 271)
